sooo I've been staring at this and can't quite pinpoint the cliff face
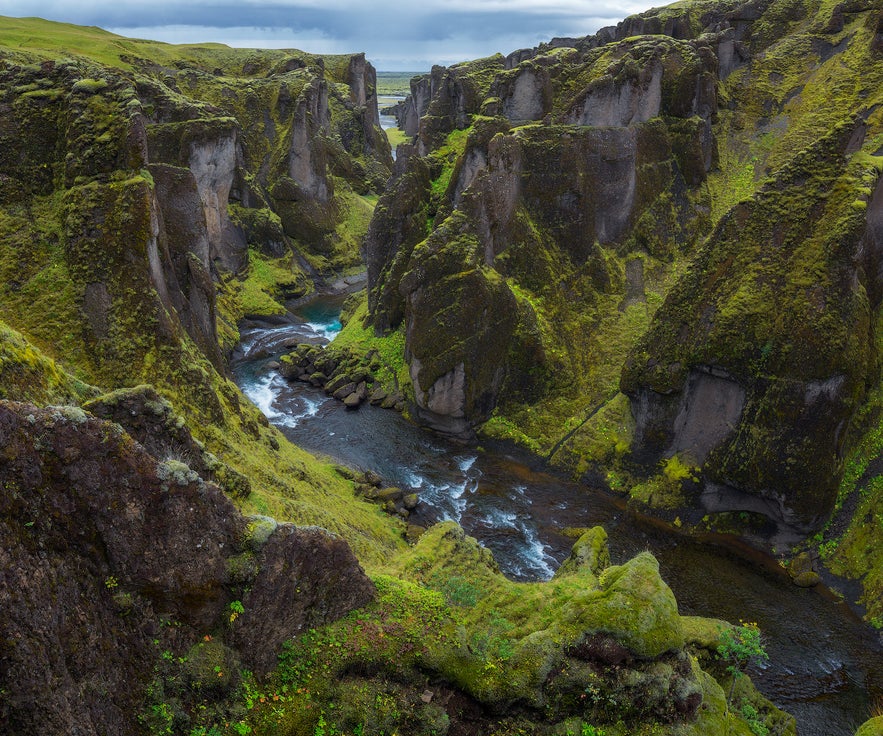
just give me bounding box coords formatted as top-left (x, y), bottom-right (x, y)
top-left (0, 31), bottom-right (392, 391)
top-left (0, 16), bottom-right (804, 736)
top-left (365, 0), bottom-right (883, 596)
top-left (368, 31), bottom-right (722, 439)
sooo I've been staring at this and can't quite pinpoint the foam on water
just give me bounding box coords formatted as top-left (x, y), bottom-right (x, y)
top-left (306, 320), bottom-right (342, 341)
top-left (511, 484), bottom-right (532, 504)
top-left (239, 324), bottom-right (300, 356)
top-left (455, 454), bottom-right (478, 473)
top-left (481, 508), bottom-right (518, 529)
top-left (242, 373), bottom-right (284, 422)
top-left (516, 521), bottom-right (557, 580)
top-left (242, 373), bottom-right (327, 429)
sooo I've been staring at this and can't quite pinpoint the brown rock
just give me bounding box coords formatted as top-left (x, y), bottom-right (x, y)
top-left (333, 382), bottom-right (358, 400)
top-left (0, 400), bottom-right (374, 734)
top-left (376, 486), bottom-right (405, 502)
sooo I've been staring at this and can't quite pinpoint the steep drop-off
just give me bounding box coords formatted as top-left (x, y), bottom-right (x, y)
top-left (364, 0), bottom-right (883, 624)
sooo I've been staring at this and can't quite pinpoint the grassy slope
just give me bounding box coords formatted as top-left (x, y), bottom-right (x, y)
top-left (0, 15), bottom-right (361, 76)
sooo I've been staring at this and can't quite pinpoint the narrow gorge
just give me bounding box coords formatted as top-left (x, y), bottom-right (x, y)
top-left (0, 3), bottom-right (882, 736)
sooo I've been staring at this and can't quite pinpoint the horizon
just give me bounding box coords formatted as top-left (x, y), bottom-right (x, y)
top-left (0, 1), bottom-right (657, 71)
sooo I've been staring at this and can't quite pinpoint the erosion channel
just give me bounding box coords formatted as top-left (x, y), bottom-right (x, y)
top-left (232, 293), bottom-right (883, 736)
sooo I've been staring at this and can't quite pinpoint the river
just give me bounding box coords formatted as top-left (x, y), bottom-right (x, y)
top-left (231, 293), bottom-right (883, 736)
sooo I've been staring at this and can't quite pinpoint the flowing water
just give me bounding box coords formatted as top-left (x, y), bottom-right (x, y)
top-left (232, 294), bottom-right (883, 736)
top-left (378, 95), bottom-right (404, 159)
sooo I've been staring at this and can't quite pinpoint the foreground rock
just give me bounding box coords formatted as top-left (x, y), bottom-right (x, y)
top-left (0, 401), bottom-right (374, 735)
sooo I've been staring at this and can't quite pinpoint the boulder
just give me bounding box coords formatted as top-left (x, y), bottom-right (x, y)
top-left (792, 571), bottom-right (821, 588)
top-left (0, 401), bottom-right (374, 734)
top-left (554, 527), bottom-right (611, 578)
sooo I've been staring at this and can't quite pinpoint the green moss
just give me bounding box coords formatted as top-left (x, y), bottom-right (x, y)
top-left (223, 521), bottom-right (779, 734)
top-left (385, 126), bottom-right (410, 149)
top-left (427, 125), bottom-right (472, 207)
top-left (0, 319), bottom-right (98, 404)
top-left (855, 716), bottom-right (883, 736)
top-left (236, 248), bottom-right (309, 317)
top-left (331, 293), bottom-right (411, 398)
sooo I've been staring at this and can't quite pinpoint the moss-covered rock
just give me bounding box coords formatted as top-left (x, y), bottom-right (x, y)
top-left (856, 716), bottom-right (883, 736)
top-left (360, 0), bottom-right (883, 640)
top-left (554, 526), bottom-right (611, 578)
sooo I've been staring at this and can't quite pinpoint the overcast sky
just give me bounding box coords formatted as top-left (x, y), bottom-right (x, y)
top-left (1, 0), bottom-right (656, 70)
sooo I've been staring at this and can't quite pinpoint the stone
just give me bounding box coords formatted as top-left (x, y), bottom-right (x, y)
top-left (0, 401), bottom-right (374, 734)
top-left (787, 552), bottom-right (815, 580)
top-left (554, 527), bottom-right (610, 578)
top-left (792, 571), bottom-right (821, 588)
top-left (245, 515), bottom-right (278, 551)
top-left (403, 493), bottom-right (419, 510)
top-left (332, 381), bottom-right (358, 399)
top-left (376, 487), bottom-right (405, 503)
top-left (343, 392), bottom-right (363, 408)
top-left (361, 471), bottom-right (383, 487)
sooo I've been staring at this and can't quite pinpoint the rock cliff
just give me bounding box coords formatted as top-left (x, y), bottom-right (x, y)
top-left (0, 11), bottom-right (849, 736)
top-left (364, 0), bottom-right (883, 619)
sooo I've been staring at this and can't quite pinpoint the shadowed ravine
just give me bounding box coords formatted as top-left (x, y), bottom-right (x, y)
top-left (232, 295), bottom-right (883, 736)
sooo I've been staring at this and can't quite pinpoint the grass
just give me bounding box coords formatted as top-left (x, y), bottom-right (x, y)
top-left (375, 72), bottom-right (426, 97)
top-left (331, 295), bottom-right (411, 396)
top-left (0, 15), bottom-right (372, 83)
top-left (385, 126), bottom-right (410, 149)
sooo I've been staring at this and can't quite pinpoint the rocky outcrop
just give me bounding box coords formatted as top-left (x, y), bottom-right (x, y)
top-left (622, 121), bottom-right (880, 532)
top-left (279, 341), bottom-right (405, 411)
top-left (0, 400), bottom-right (373, 735)
top-left (395, 74), bottom-right (433, 137)
top-left (367, 40), bottom-right (715, 436)
top-left (0, 31), bottom-right (392, 383)
top-left (83, 384), bottom-right (252, 499)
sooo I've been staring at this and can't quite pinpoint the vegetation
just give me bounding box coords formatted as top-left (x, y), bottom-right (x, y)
top-left (1, 3), bottom-right (876, 735)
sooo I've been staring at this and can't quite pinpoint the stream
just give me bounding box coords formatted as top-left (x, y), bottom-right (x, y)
top-left (231, 293), bottom-right (883, 736)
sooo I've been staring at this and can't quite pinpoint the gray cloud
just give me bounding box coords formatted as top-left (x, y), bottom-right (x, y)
top-left (0, 0), bottom-right (653, 69)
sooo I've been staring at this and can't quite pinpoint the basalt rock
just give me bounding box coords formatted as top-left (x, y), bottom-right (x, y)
top-left (367, 39), bottom-right (715, 438)
top-left (0, 400), bottom-right (373, 735)
top-left (83, 384), bottom-right (252, 499)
